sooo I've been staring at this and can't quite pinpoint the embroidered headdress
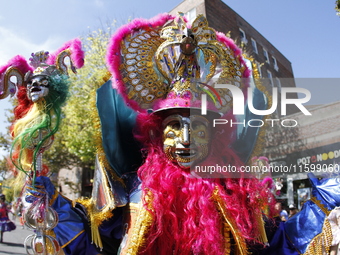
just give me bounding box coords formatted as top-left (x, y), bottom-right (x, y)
top-left (106, 13), bottom-right (267, 164)
top-left (0, 39), bottom-right (84, 100)
top-left (107, 13), bottom-right (252, 115)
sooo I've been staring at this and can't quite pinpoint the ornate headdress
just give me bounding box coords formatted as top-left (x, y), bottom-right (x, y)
top-left (107, 13), bottom-right (251, 114)
top-left (106, 13), bottom-right (267, 163)
top-left (0, 38), bottom-right (84, 100)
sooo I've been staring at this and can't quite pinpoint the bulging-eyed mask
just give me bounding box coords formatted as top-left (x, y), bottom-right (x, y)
top-left (162, 113), bottom-right (211, 168)
top-left (26, 75), bottom-right (49, 102)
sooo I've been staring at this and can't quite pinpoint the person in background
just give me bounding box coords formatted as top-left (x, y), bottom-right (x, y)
top-left (0, 194), bottom-right (16, 243)
top-left (275, 202), bottom-right (288, 221)
top-left (288, 204), bottom-right (299, 219)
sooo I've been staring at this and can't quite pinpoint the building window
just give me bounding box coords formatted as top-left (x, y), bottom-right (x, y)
top-left (267, 70), bottom-right (273, 86)
top-left (251, 38), bottom-right (258, 54)
top-left (276, 77), bottom-right (282, 90)
top-left (263, 48), bottom-right (270, 64)
top-left (186, 8), bottom-right (196, 23)
top-left (272, 56), bottom-right (279, 71)
top-left (239, 28), bottom-right (248, 45)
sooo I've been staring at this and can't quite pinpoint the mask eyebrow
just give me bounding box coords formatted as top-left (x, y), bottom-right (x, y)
top-left (162, 115), bottom-right (183, 128)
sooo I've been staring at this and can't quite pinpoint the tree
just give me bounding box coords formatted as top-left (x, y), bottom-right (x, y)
top-left (336, 0), bottom-right (340, 15)
top-left (55, 26), bottom-right (114, 167)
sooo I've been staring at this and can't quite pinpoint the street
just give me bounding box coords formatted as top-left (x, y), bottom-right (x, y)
top-left (0, 217), bottom-right (33, 255)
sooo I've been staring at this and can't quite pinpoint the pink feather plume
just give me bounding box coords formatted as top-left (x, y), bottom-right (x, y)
top-left (46, 38), bottom-right (85, 69)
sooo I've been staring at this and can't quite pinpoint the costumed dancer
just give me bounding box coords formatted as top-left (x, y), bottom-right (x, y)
top-left (263, 173), bottom-right (340, 255)
top-left (18, 13), bottom-right (278, 254)
top-left (0, 194), bottom-right (16, 243)
top-left (0, 39), bottom-right (84, 254)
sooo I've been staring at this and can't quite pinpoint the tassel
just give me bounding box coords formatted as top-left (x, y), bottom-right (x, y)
top-left (76, 198), bottom-right (113, 250)
top-left (255, 213), bottom-right (268, 244)
top-left (91, 223), bottom-right (103, 251)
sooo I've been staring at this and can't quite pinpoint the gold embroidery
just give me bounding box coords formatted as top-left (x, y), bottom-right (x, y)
top-left (76, 197), bottom-right (114, 249)
top-left (212, 186), bottom-right (249, 255)
top-left (311, 196), bottom-right (331, 216)
top-left (303, 219), bottom-right (333, 255)
top-left (302, 196), bottom-right (333, 255)
top-left (124, 194), bottom-right (154, 255)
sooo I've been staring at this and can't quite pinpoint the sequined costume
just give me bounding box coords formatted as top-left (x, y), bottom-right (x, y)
top-left (263, 173), bottom-right (340, 255)
top-left (0, 202), bottom-right (16, 233)
top-left (34, 13), bottom-right (278, 255)
top-left (0, 39), bottom-right (85, 254)
top-left (4, 12), bottom-right (340, 255)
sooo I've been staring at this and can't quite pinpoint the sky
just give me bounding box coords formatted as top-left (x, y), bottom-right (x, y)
top-left (0, 0), bottom-right (339, 157)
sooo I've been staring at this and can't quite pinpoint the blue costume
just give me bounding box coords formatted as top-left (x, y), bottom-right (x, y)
top-left (263, 173), bottom-right (340, 255)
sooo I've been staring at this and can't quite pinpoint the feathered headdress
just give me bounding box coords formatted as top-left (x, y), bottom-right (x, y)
top-left (106, 13), bottom-right (267, 164)
top-left (0, 38), bottom-right (84, 100)
top-left (0, 38), bottom-right (84, 177)
top-left (106, 13), bottom-right (250, 115)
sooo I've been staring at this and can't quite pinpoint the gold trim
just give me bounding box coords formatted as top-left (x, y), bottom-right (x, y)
top-left (124, 202), bottom-right (154, 255)
top-left (49, 189), bottom-right (59, 206)
top-left (60, 230), bottom-right (85, 248)
top-left (212, 186), bottom-right (249, 255)
top-left (76, 197), bottom-right (114, 249)
top-left (302, 219), bottom-right (333, 255)
top-left (78, 78), bottom-right (128, 248)
top-left (301, 196), bottom-right (333, 254)
top-left (222, 220), bottom-right (232, 254)
top-left (92, 83), bottom-right (125, 187)
top-left (311, 196), bottom-right (331, 216)
top-left (243, 55), bottom-right (272, 166)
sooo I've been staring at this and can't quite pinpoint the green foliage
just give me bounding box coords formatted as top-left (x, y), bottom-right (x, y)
top-left (0, 133), bottom-right (11, 152)
top-left (0, 105), bottom-right (14, 176)
top-left (2, 181), bottom-right (14, 202)
top-left (336, 0), bottom-right (340, 15)
top-left (46, 24), bottom-right (115, 166)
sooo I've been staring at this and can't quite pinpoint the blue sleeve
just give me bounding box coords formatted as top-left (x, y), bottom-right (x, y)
top-left (96, 80), bottom-right (142, 178)
top-left (261, 222), bottom-right (299, 255)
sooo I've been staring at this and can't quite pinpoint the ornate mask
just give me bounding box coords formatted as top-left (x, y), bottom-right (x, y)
top-left (162, 113), bottom-right (211, 168)
top-left (26, 75), bottom-right (49, 102)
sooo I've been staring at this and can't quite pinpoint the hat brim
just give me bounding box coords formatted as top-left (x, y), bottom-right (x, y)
top-left (151, 107), bottom-right (222, 119)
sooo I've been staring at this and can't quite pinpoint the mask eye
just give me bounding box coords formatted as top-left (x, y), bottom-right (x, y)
top-left (168, 121), bottom-right (180, 130)
top-left (41, 79), bottom-right (49, 86)
top-left (166, 131), bottom-right (176, 139)
top-left (197, 131), bottom-right (205, 138)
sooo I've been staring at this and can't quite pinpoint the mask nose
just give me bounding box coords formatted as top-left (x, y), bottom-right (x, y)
top-left (181, 123), bottom-right (190, 146)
